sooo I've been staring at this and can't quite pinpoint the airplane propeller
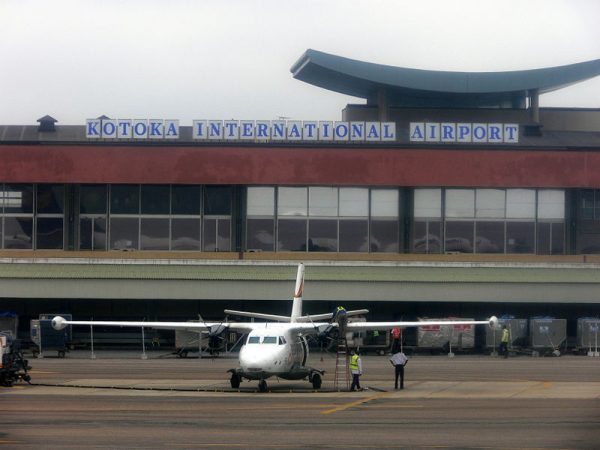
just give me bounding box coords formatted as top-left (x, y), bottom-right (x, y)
top-left (305, 312), bottom-right (345, 361)
top-left (199, 315), bottom-right (229, 357)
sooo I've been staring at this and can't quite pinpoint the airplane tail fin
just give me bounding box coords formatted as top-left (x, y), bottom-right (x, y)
top-left (223, 310), bottom-right (290, 322)
top-left (290, 263), bottom-right (304, 322)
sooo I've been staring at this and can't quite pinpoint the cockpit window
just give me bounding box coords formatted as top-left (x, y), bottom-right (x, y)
top-left (248, 336), bottom-right (260, 344)
top-left (278, 336), bottom-right (286, 345)
top-left (262, 336), bottom-right (277, 344)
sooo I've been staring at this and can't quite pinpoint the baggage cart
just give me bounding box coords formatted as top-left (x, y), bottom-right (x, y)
top-left (486, 318), bottom-right (528, 349)
top-left (576, 318), bottom-right (600, 356)
top-left (417, 317), bottom-right (475, 352)
top-left (530, 318), bottom-right (566, 356)
top-left (0, 312), bottom-right (18, 337)
top-left (30, 318), bottom-right (71, 358)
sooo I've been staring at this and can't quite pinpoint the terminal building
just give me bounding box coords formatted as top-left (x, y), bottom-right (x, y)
top-left (1, 49), bottom-right (600, 344)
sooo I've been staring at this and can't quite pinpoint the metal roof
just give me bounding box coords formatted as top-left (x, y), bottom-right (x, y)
top-left (291, 49), bottom-right (600, 105)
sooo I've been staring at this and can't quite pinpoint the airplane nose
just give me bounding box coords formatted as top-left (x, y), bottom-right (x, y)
top-left (240, 346), bottom-right (285, 371)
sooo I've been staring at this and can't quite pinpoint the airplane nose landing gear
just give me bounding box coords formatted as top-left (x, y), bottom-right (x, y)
top-left (230, 372), bottom-right (241, 389)
top-left (258, 379), bottom-right (268, 392)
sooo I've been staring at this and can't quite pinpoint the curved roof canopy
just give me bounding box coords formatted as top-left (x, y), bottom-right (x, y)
top-left (291, 49), bottom-right (600, 108)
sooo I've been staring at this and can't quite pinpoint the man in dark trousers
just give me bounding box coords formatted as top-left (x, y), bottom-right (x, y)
top-left (390, 351), bottom-right (408, 389)
top-left (500, 325), bottom-right (510, 358)
top-left (349, 349), bottom-right (363, 391)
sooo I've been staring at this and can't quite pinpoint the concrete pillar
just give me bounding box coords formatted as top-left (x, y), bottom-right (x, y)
top-left (529, 89), bottom-right (539, 123)
top-left (377, 89), bottom-right (389, 121)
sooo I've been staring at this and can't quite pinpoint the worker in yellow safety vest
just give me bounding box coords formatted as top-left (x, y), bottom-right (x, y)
top-left (349, 349), bottom-right (363, 391)
top-left (500, 325), bottom-right (510, 359)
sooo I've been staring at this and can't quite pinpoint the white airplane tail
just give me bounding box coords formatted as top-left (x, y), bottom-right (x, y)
top-left (290, 263), bottom-right (304, 322)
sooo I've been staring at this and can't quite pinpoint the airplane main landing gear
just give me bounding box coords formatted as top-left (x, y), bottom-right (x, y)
top-left (311, 373), bottom-right (322, 389)
top-left (230, 372), bottom-right (241, 389)
top-left (258, 379), bottom-right (268, 392)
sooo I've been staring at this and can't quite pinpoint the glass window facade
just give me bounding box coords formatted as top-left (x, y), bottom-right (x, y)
top-left (172, 185), bottom-right (201, 215)
top-left (110, 185), bottom-right (139, 215)
top-left (171, 218), bottom-right (200, 251)
top-left (0, 183), bottom-right (573, 255)
top-left (79, 185), bottom-right (107, 251)
top-left (246, 187), bottom-right (275, 252)
top-left (79, 185), bottom-right (226, 252)
top-left (2, 184), bottom-right (34, 249)
top-left (277, 187), bottom-right (307, 251)
top-left (36, 184), bottom-right (64, 249)
top-left (249, 186), bottom-right (400, 253)
top-left (370, 189), bottom-right (399, 253)
top-left (575, 189), bottom-right (600, 254)
top-left (413, 189), bottom-right (442, 253)
top-left (413, 188), bottom-right (565, 255)
top-left (203, 187), bottom-right (231, 251)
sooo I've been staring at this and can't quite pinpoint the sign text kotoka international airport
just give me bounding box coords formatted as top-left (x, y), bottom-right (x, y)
top-left (85, 119), bottom-right (519, 143)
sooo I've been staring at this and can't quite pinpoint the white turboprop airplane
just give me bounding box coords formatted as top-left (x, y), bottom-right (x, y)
top-left (52, 263), bottom-right (498, 392)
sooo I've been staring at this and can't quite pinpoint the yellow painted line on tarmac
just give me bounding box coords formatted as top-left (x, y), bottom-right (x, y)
top-left (171, 445), bottom-right (306, 448)
top-left (359, 403), bottom-right (423, 409)
top-left (202, 404), bottom-right (333, 411)
top-left (171, 444), bottom-right (433, 449)
top-left (421, 447), bottom-right (576, 450)
top-left (320, 392), bottom-right (389, 415)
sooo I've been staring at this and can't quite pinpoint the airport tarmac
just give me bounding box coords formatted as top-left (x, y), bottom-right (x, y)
top-left (2, 350), bottom-right (599, 449)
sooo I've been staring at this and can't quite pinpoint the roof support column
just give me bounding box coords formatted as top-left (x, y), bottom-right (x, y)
top-left (377, 88), bottom-right (389, 121)
top-left (529, 89), bottom-right (540, 123)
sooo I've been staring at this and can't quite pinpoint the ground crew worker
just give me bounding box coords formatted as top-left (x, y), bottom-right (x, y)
top-left (349, 349), bottom-right (363, 391)
top-left (334, 306), bottom-right (348, 334)
top-left (389, 351), bottom-right (408, 389)
top-left (500, 325), bottom-right (510, 358)
top-left (391, 327), bottom-right (401, 353)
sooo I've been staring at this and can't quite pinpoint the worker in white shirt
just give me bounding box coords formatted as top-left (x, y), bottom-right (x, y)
top-left (390, 351), bottom-right (408, 390)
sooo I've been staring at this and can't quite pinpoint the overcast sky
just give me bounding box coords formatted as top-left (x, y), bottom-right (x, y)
top-left (1, 0), bottom-right (599, 125)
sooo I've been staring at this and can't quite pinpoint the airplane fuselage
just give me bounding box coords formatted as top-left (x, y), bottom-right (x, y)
top-left (237, 326), bottom-right (310, 381)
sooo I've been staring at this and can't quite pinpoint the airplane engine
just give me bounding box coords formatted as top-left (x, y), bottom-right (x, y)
top-left (51, 316), bottom-right (68, 330)
top-left (205, 324), bottom-right (228, 355)
top-left (489, 316), bottom-right (499, 329)
top-left (315, 324), bottom-right (340, 351)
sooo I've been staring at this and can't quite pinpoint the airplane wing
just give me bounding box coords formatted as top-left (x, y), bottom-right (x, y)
top-left (294, 309), bottom-right (370, 322)
top-left (282, 317), bottom-right (498, 335)
top-left (346, 316), bottom-right (499, 331)
top-left (51, 316), bottom-right (258, 333)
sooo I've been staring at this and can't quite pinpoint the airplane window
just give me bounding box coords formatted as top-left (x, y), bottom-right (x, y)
top-left (248, 336), bottom-right (260, 344)
top-left (262, 336), bottom-right (277, 344)
top-left (278, 336), bottom-right (286, 345)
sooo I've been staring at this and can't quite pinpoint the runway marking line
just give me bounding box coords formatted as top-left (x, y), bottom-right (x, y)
top-left (320, 392), bottom-right (389, 414)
